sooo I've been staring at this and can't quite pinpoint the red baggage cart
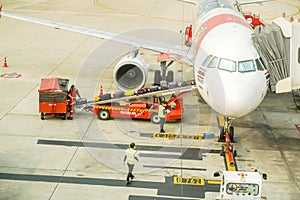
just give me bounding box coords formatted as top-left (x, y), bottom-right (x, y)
top-left (38, 77), bottom-right (69, 120)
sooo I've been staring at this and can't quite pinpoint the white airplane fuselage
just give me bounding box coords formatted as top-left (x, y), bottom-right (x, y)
top-left (191, 0), bottom-right (269, 118)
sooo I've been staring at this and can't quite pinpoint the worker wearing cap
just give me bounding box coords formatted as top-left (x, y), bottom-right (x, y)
top-left (124, 142), bottom-right (139, 185)
top-left (158, 101), bottom-right (168, 133)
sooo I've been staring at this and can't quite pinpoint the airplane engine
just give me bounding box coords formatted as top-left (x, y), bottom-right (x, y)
top-left (114, 55), bottom-right (148, 91)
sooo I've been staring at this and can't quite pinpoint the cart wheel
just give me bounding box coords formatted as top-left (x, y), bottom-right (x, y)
top-left (41, 113), bottom-right (45, 120)
top-left (150, 113), bottom-right (161, 124)
top-left (98, 110), bottom-right (110, 120)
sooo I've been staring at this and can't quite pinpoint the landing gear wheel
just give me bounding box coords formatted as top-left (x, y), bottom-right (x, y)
top-left (154, 70), bottom-right (161, 86)
top-left (150, 113), bottom-right (161, 124)
top-left (98, 110), bottom-right (110, 120)
top-left (219, 127), bottom-right (226, 142)
top-left (166, 70), bottom-right (174, 82)
top-left (41, 112), bottom-right (45, 120)
top-left (229, 126), bottom-right (235, 143)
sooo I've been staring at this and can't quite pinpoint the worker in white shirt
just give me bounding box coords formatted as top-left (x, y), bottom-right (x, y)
top-left (158, 101), bottom-right (169, 133)
top-left (124, 142), bottom-right (139, 185)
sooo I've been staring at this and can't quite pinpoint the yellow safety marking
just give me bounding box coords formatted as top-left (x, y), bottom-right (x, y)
top-left (93, 0), bottom-right (190, 23)
top-left (217, 114), bottom-right (224, 128)
top-left (153, 133), bottom-right (203, 140)
top-left (174, 176), bottom-right (205, 186)
top-left (207, 180), bottom-right (221, 185)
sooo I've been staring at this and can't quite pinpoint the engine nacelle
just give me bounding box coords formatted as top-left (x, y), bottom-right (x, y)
top-left (114, 55), bottom-right (148, 91)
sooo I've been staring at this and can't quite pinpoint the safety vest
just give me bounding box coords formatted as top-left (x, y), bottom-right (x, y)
top-left (70, 88), bottom-right (77, 98)
top-left (158, 105), bottom-right (166, 118)
top-left (125, 148), bottom-right (137, 165)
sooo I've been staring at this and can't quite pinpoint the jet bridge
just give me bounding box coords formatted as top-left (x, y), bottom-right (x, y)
top-left (251, 17), bottom-right (300, 108)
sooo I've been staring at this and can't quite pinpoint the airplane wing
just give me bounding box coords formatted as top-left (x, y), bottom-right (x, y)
top-left (0, 9), bottom-right (192, 65)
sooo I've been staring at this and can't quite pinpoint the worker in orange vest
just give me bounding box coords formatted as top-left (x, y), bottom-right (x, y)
top-left (69, 84), bottom-right (81, 99)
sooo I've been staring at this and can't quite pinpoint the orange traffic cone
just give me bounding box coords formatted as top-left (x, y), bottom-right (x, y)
top-left (3, 57), bottom-right (8, 68)
top-left (99, 85), bottom-right (103, 96)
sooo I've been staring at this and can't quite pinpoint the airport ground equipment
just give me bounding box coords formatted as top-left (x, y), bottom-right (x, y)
top-left (38, 77), bottom-right (70, 120)
top-left (93, 91), bottom-right (189, 123)
top-left (213, 171), bottom-right (267, 200)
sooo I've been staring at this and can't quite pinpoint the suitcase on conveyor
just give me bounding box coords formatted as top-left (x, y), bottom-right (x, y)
top-left (125, 90), bottom-right (135, 96)
top-left (137, 88), bottom-right (149, 94)
top-left (113, 91), bottom-right (124, 98)
top-left (100, 93), bottom-right (111, 101)
top-left (168, 81), bottom-right (178, 89)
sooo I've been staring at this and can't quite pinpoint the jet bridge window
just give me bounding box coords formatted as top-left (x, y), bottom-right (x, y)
top-left (238, 60), bottom-right (256, 72)
top-left (202, 55), bottom-right (218, 68)
top-left (218, 58), bottom-right (236, 72)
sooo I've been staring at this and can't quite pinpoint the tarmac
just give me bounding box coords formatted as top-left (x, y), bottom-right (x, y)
top-left (0, 0), bottom-right (300, 199)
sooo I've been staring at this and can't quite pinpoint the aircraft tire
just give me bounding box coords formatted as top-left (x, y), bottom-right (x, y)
top-left (219, 127), bottom-right (225, 142)
top-left (229, 127), bottom-right (235, 143)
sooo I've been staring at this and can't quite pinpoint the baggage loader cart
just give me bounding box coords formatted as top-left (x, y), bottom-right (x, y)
top-left (38, 77), bottom-right (69, 120)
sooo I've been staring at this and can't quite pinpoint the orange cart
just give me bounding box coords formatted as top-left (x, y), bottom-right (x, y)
top-left (38, 77), bottom-right (69, 120)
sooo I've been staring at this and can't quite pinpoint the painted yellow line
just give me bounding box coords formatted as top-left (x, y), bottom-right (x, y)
top-left (93, 0), bottom-right (190, 23)
top-left (153, 133), bottom-right (203, 140)
top-left (217, 114), bottom-right (224, 128)
top-left (207, 180), bottom-right (221, 185)
top-left (174, 176), bottom-right (205, 186)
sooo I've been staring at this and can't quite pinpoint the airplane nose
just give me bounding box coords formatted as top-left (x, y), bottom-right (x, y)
top-left (221, 82), bottom-right (260, 118)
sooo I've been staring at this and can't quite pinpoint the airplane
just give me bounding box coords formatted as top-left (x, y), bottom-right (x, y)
top-left (0, 0), bottom-right (271, 140)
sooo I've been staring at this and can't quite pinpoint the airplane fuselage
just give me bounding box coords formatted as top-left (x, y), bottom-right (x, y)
top-left (191, 0), bottom-right (269, 118)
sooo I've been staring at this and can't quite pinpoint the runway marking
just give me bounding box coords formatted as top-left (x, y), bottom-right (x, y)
top-left (153, 133), bottom-right (203, 140)
top-left (0, 173), bottom-right (219, 198)
top-left (143, 165), bottom-right (207, 171)
top-left (275, 0), bottom-right (300, 18)
top-left (93, 0), bottom-right (190, 23)
top-left (174, 176), bottom-right (221, 186)
top-left (174, 176), bottom-right (204, 186)
top-left (0, 72), bottom-right (22, 78)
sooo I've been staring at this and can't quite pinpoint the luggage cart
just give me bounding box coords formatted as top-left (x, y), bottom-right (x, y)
top-left (38, 77), bottom-right (69, 120)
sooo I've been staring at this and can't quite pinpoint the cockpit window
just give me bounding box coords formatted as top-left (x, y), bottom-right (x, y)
top-left (238, 60), bottom-right (256, 72)
top-left (255, 58), bottom-right (265, 71)
top-left (202, 55), bottom-right (218, 68)
top-left (202, 55), bottom-right (213, 67)
top-left (218, 58), bottom-right (236, 72)
top-left (208, 56), bottom-right (219, 68)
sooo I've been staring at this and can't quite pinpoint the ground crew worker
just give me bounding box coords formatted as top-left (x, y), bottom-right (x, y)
top-left (67, 93), bottom-right (74, 119)
top-left (124, 142), bottom-right (139, 185)
top-left (69, 84), bottom-right (81, 99)
top-left (158, 101), bottom-right (168, 133)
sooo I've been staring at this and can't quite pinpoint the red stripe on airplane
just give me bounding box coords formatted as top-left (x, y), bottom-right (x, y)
top-left (196, 14), bottom-right (252, 53)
